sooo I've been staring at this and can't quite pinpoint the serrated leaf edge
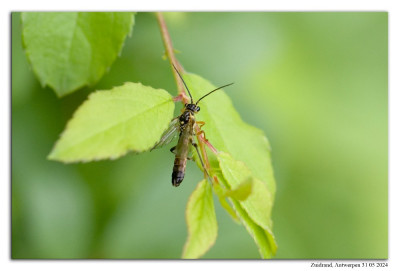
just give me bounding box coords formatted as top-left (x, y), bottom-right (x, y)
top-left (48, 82), bottom-right (174, 163)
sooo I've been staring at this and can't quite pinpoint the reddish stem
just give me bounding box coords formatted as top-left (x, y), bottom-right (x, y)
top-left (156, 12), bottom-right (215, 183)
top-left (156, 12), bottom-right (189, 104)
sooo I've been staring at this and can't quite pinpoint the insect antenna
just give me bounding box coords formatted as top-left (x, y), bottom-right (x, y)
top-left (172, 63), bottom-right (193, 104)
top-left (195, 82), bottom-right (234, 105)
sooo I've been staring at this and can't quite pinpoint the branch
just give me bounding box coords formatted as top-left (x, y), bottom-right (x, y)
top-left (156, 12), bottom-right (189, 104)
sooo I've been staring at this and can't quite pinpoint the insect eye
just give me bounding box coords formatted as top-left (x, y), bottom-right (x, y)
top-left (196, 106), bottom-right (200, 112)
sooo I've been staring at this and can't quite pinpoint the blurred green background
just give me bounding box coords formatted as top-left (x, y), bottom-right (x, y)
top-left (12, 12), bottom-right (387, 259)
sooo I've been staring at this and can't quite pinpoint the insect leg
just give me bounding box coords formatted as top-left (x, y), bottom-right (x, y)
top-left (196, 129), bottom-right (209, 142)
top-left (196, 121), bottom-right (206, 129)
top-left (192, 142), bottom-right (212, 184)
top-left (170, 146), bottom-right (176, 154)
top-left (194, 122), bottom-right (218, 154)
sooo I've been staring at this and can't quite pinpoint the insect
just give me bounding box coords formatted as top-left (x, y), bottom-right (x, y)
top-left (152, 64), bottom-right (233, 187)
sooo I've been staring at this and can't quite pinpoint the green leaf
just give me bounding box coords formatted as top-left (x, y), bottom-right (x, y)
top-left (218, 152), bottom-right (273, 228)
top-left (48, 82), bottom-right (174, 163)
top-left (182, 73), bottom-right (276, 200)
top-left (21, 12), bottom-right (134, 96)
top-left (224, 177), bottom-right (253, 201)
top-left (211, 170), bottom-right (253, 202)
top-left (182, 179), bottom-right (217, 259)
top-left (231, 199), bottom-right (277, 259)
top-left (213, 182), bottom-right (240, 223)
top-left (217, 152), bottom-right (277, 258)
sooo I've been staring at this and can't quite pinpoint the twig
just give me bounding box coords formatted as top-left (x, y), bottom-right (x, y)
top-left (156, 12), bottom-right (189, 104)
top-left (156, 12), bottom-right (216, 182)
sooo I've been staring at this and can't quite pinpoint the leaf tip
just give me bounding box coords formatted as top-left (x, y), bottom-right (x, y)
top-left (46, 151), bottom-right (67, 163)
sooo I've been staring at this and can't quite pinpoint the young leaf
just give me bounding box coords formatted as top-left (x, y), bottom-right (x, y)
top-left (213, 182), bottom-right (240, 223)
top-left (211, 168), bottom-right (253, 202)
top-left (21, 12), bottom-right (135, 96)
top-left (182, 179), bottom-right (217, 259)
top-left (218, 152), bottom-right (273, 229)
top-left (231, 199), bottom-right (277, 259)
top-left (48, 82), bottom-right (174, 163)
top-left (217, 152), bottom-right (277, 258)
top-left (224, 177), bottom-right (253, 201)
top-left (182, 73), bottom-right (276, 200)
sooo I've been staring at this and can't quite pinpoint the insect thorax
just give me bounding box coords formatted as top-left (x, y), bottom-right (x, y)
top-left (180, 104), bottom-right (199, 125)
top-left (179, 110), bottom-right (191, 124)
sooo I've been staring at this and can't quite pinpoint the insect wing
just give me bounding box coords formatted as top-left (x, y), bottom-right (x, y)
top-left (151, 118), bottom-right (180, 150)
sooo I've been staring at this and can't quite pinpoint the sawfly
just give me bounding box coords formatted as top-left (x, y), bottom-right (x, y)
top-left (151, 65), bottom-right (233, 187)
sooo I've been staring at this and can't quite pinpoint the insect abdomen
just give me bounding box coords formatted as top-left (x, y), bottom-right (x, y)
top-left (172, 157), bottom-right (187, 187)
top-left (171, 115), bottom-right (193, 187)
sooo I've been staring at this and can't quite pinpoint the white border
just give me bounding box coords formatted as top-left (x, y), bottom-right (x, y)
top-left (2, 1), bottom-right (398, 271)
